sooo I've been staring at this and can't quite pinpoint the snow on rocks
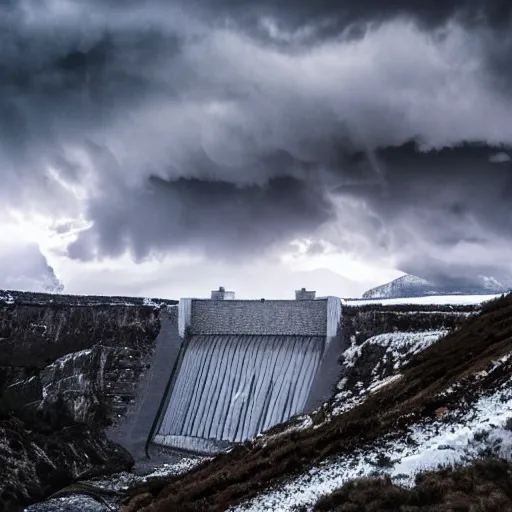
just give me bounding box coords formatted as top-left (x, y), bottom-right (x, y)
top-left (0, 291), bottom-right (14, 304)
top-left (25, 457), bottom-right (207, 512)
top-left (142, 298), bottom-right (169, 309)
top-left (331, 330), bottom-right (446, 415)
top-left (256, 414), bottom-right (315, 445)
top-left (25, 494), bottom-right (109, 512)
top-left (342, 330), bottom-right (448, 369)
top-left (368, 373), bottom-right (403, 394)
top-left (46, 349), bottom-right (95, 370)
top-left (82, 456), bottom-right (207, 493)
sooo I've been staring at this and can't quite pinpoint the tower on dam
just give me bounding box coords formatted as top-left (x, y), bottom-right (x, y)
top-left (151, 288), bottom-right (343, 454)
top-left (210, 286), bottom-right (235, 300)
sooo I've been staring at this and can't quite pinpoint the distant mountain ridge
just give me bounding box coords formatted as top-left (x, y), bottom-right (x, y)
top-left (363, 274), bottom-right (512, 299)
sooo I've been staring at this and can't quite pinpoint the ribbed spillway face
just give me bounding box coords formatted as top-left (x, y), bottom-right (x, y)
top-left (154, 334), bottom-right (323, 452)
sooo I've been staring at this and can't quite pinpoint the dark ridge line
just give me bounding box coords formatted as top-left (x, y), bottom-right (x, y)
top-left (0, 289), bottom-right (178, 307)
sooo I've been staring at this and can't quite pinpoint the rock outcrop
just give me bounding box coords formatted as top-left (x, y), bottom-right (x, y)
top-left (0, 290), bottom-right (177, 426)
top-left (0, 413), bottom-right (133, 512)
top-left (340, 302), bottom-right (476, 348)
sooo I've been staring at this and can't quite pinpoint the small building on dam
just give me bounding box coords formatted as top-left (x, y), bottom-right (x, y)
top-left (143, 288), bottom-right (343, 455)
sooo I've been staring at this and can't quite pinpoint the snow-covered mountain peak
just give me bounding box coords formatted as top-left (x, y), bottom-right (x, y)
top-left (363, 273), bottom-right (512, 299)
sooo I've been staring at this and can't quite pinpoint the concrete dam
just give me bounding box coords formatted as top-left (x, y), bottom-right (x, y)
top-left (147, 288), bottom-right (343, 454)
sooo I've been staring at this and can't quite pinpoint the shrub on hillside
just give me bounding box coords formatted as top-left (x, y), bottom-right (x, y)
top-left (314, 458), bottom-right (512, 511)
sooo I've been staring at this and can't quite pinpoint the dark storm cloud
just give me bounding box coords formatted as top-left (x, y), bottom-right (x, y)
top-left (338, 143), bottom-right (512, 279)
top-left (1, 0), bottom-right (512, 282)
top-left (64, 141), bottom-right (334, 259)
top-left (68, 175), bottom-right (334, 261)
top-left (366, 143), bottom-right (512, 237)
top-left (90, 0), bottom-right (512, 35)
top-left (0, 2), bottom-right (186, 213)
top-left (199, 0), bottom-right (512, 46)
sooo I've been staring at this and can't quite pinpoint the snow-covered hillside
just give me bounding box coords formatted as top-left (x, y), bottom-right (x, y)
top-left (234, 328), bottom-right (512, 510)
top-left (236, 375), bottom-right (512, 511)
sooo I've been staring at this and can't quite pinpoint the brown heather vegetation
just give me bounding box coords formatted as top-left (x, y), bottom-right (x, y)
top-left (124, 294), bottom-right (512, 512)
top-left (314, 458), bottom-right (512, 512)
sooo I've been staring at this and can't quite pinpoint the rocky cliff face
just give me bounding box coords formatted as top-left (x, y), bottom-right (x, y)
top-left (38, 345), bottom-right (151, 425)
top-left (0, 291), bottom-right (173, 367)
top-left (341, 302), bottom-right (477, 348)
top-left (0, 290), bottom-right (177, 424)
top-left (0, 290), bottom-right (178, 510)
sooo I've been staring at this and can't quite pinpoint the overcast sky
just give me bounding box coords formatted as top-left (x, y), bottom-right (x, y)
top-left (0, 0), bottom-right (511, 299)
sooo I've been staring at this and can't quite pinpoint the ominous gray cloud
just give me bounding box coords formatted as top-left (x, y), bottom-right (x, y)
top-left (69, 173), bottom-right (334, 261)
top-left (1, 0), bottom-right (512, 284)
top-left (85, 0), bottom-right (512, 38)
top-left (340, 143), bottom-right (512, 284)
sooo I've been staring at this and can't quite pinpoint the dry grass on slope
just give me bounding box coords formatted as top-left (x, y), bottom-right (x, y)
top-left (126, 294), bottom-right (512, 512)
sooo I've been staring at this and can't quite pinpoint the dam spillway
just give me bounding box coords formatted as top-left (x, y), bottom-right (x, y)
top-left (152, 289), bottom-right (342, 454)
top-left (154, 335), bottom-right (323, 452)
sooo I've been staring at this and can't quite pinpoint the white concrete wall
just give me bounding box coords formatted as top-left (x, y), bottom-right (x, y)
top-left (178, 298), bottom-right (193, 338)
top-left (326, 296), bottom-right (342, 344)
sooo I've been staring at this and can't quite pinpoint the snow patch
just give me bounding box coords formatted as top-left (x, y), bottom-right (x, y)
top-left (47, 349), bottom-right (94, 369)
top-left (331, 331), bottom-right (446, 415)
top-left (0, 291), bottom-right (14, 304)
top-left (83, 456), bottom-right (207, 493)
top-left (142, 297), bottom-right (167, 308)
top-left (342, 331), bottom-right (447, 369)
top-left (368, 374), bottom-right (403, 394)
top-left (257, 415), bottom-right (315, 444)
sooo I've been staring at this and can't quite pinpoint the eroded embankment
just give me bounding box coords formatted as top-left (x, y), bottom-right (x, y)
top-left (125, 295), bottom-right (512, 512)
